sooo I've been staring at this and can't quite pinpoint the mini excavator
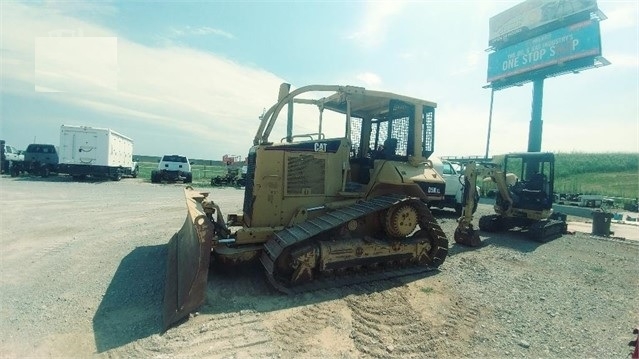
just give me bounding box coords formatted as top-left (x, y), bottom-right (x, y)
top-left (454, 152), bottom-right (567, 246)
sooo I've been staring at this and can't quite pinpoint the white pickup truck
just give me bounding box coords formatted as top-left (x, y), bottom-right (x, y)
top-left (2, 144), bottom-right (24, 175)
top-left (429, 156), bottom-right (479, 216)
top-left (4, 145), bottom-right (24, 162)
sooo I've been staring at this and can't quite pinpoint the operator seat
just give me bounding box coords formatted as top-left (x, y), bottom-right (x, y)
top-left (528, 172), bottom-right (546, 191)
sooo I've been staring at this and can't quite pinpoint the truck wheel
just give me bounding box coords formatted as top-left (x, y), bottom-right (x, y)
top-left (184, 173), bottom-right (192, 183)
top-left (10, 165), bottom-right (19, 177)
top-left (112, 172), bottom-right (122, 181)
top-left (41, 166), bottom-right (50, 178)
top-left (151, 173), bottom-right (159, 183)
top-left (132, 168), bottom-right (138, 178)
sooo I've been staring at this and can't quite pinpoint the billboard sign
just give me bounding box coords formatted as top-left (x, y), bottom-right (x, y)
top-left (489, 0), bottom-right (597, 48)
top-left (487, 20), bottom-right (601, 83)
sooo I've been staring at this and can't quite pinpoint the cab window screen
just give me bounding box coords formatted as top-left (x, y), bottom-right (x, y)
top-left (387, 100), bottom-right (414, 157)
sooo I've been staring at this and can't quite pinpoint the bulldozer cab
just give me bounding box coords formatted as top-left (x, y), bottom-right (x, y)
top-left (243, 84), bottom-right (443, 227)
top-left (500, 152), bottom-right (555, 213)
top-left (348, 98), bottom-right (436, 185)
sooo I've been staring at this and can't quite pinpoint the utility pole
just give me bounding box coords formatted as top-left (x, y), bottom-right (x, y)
top-left (485, 88), bottom-right (495, 159)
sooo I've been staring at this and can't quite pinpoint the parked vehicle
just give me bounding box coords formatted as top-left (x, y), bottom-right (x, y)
top-left (211, 165), bottom-right (247, 187)
top-left (21, 143), bottom-right (60, 177)
top-left (555, 193), bottom-right (603, 207)
top-left (429, 156), bottom-right (479, 216)
top-left (1, 143), bottom-right (24, 175)
top-left (58, 125), bottom-right (138, 181)
top-left (151, 155), bottom-right (192, 183)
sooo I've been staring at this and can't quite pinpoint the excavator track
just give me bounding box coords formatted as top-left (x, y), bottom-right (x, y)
top-left (260, 195), bottom-right (448, 294)
top-left (477, 214), bottom-right (567, 243)
top-left (527, 219), bottom-right (567, 242)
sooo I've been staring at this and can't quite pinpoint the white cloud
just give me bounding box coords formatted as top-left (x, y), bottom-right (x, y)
top-left (605, 52), bottom-right (639, 69)
top-left (1, 2), bottom-right (283, 159)
top-left (41, 0), bottom-right (119, 17)
top-left (346, 1), bottom-right (407, 48)
top-left (600, 2), bottom-right (638, 31)
top-left (449, 50), bottom-right (484, 76)
top-left (355, 72), bottom-right (382, 87)
top-left (544, 121), bottom-right (639, 153)
top-left (169, 25), bottom-right (234, 39)
top-left (35, 37), bottom-right (119, 92)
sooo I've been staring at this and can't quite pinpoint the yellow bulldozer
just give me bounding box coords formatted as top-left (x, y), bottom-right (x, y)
top-left (164, 84), bottom-right (450, 328)
top-left (454, 152), bottom-right (567, 247)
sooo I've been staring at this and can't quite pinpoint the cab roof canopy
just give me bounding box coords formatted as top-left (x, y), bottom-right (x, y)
top-left (256, 84), bottom-right (437, 145)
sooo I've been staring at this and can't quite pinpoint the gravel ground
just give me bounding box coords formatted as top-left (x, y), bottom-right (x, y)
top-left (0, 175), bottom-right (637, 358)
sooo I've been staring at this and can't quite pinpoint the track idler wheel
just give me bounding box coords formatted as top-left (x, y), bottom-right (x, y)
top-left (454, 224), bottom-right (481, 247)
top-left (384, 203), bottom-right (418, 238)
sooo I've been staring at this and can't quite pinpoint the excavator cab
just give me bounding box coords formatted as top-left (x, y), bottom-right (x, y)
top-left (454, 152), bottom-right (566, 247)
top-left (163, 84), bottom-right (449, 328)
top-left (497, 152), bottom-right (555, 214)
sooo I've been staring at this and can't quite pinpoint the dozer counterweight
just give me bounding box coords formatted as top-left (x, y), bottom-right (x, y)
top-left (164, 84), bottom-right (450, 328)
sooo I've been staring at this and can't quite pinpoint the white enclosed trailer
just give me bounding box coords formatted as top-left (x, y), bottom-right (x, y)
top-left (58, 125), bottom-right (139, 180)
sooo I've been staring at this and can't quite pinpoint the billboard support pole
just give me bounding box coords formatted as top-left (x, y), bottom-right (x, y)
top-left (485, 88), bottom-right (495, 159)
top-left (528, 78), bottom-right (544, 152)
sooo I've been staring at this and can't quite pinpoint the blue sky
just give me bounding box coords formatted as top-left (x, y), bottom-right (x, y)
top-left (1, 0), bottom-right (637, 160)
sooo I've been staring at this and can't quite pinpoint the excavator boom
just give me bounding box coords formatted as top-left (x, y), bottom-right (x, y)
top-left (453, 162), bottom-right (507, 246)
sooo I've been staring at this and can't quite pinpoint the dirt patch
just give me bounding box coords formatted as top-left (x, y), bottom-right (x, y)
top-left (1, 176), bottom-right (637, 358)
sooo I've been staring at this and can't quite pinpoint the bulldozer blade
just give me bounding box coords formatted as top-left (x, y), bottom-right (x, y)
top-left (163, 189), bottom-right (214, 329)
top-left (454, 226), bottom-right (482, 247)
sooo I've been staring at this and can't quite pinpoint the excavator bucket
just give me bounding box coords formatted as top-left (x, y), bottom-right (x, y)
top-left (163, 188), bottom-right (214, 329)
top-left (454, 225), bottom-right (482, 247)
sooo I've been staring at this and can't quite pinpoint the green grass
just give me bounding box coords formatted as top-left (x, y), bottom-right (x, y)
top-left (420, 286), bottom-right (435, 294)
top-left (483, 152), bottom-right (638, 201)
top-left (136, 152), bottom-right (639, 198)
top-left (553, 152), bottom-right (638, 198)
top-left (137, 162), bottom-right (232, 186)
top-left (554, 171), bottom-right (638, 198)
